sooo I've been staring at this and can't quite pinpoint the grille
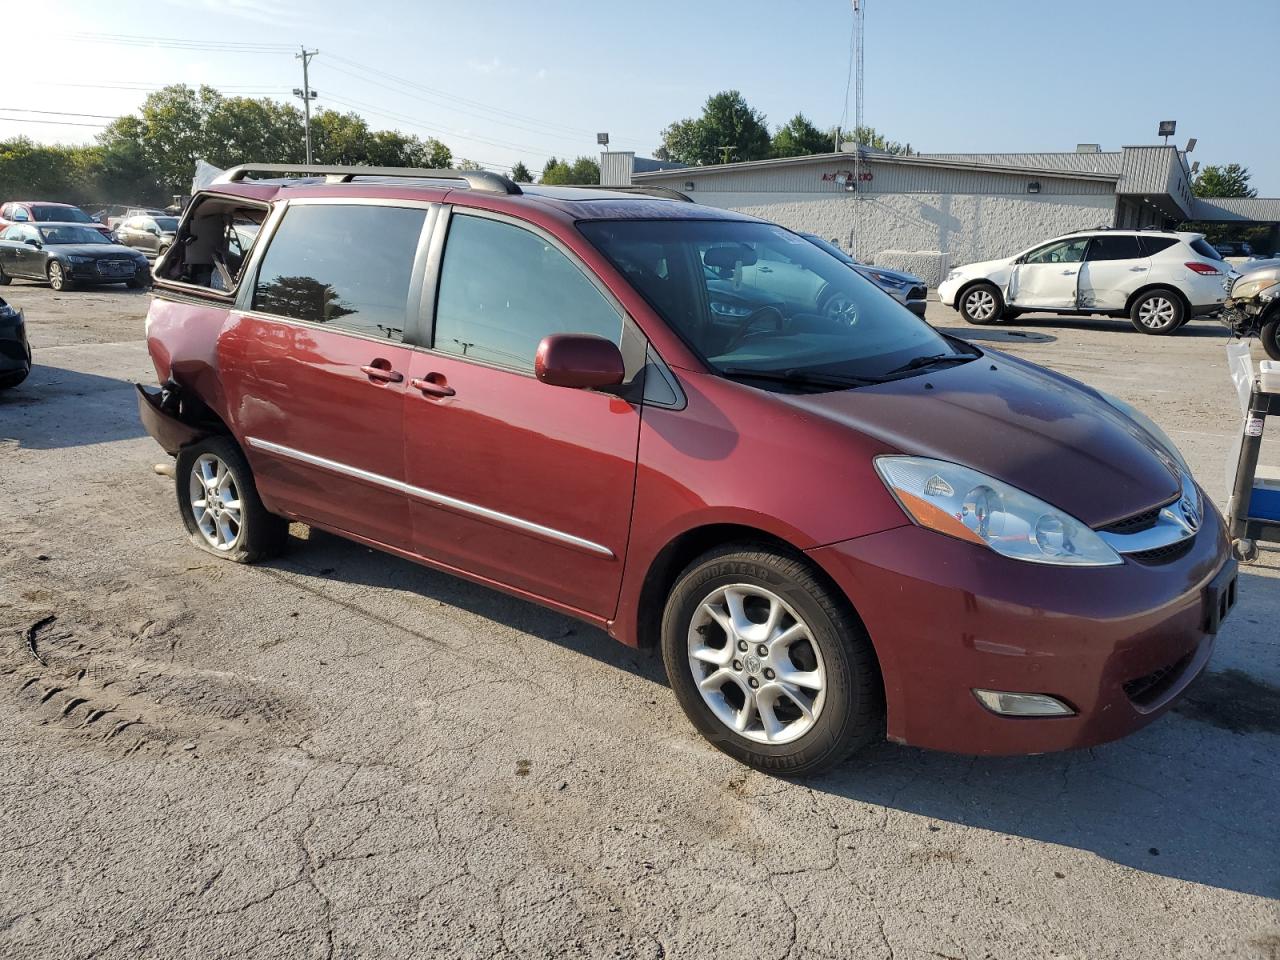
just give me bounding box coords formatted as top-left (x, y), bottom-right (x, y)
top-left (1128, 538), bottom-right (1195, 565)
top-left (97, 259), bottom-right (134, 277)
top-left (1123, 651), bottom-right (1194, 706)
top-left (1102, 506), bottom-right (1162, 536)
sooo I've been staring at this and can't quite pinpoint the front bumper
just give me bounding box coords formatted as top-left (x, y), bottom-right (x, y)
top-left (808, 507), bottom-right (1232, 755)
top-left (0, 314), bottom-right (31, 379)
top-left (905, 298), bottom-right (927, 318)
top-left (937, 277), bottom-right (961, 307)
top-left (67, 259), bottom-right (149, 283)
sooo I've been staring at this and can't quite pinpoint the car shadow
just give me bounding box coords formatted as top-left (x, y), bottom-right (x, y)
top-left (270, 526), bottom-right (1278, 899)
top-left (1003, 315), bottom-right (1233, 338)
top-left (0, 364), bottom-right (148, 449)
top-left (267, 527), bottom-right (668, 688)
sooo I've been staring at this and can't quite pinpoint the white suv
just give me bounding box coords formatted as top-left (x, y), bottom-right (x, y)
top-left (938, 230), bottom-right (1234, 335)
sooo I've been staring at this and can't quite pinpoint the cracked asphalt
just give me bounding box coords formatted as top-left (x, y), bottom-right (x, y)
top-left (1, 283), bottom-right (1278, 959)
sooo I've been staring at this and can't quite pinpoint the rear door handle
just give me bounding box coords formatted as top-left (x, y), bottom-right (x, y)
top-left (1130, 265), bottom-right (1148, 271)
top-left (360, 363), bottom-right (404, 383)
top-left (411, 376), bottom-right (456, 398)
top-left (1061, 269), bottom-right (1078, 275)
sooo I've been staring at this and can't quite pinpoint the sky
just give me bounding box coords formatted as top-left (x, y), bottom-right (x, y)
top-left (5, 0), bottom-right (1279, 193)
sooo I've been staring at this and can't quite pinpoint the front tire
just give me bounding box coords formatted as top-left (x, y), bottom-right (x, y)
top-left (1261, 318), bottom-right (1280, 361)
top-left (175, 436), bottom-right (288, 563)
top-left (661, 544), bottom-right (884, 775)
top-left (47, 261), bottom-right (71, 292)
top-left (1129, 288), bottom-right (1184, 335)
top-left (959, 282), bottom-right (1003, 325)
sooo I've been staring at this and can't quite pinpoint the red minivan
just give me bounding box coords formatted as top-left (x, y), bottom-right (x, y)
top-left (138, 165), bottom-right (1236, 774)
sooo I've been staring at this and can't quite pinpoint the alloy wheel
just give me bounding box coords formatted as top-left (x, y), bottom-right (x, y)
top-left (1137, 296), bottom-right (1176, 329)
top-left (48, 263), bottom-right (65, 291)
top-left (188, 453), bottom-right (243, 551)
top-left (687, 584), bottom-right (827, 745)
top-left (964, 288), bottom-right (997, 321)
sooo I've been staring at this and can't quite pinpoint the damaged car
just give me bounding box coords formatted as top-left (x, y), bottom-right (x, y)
top-left (1222, 260), bottom-right (1280, 359)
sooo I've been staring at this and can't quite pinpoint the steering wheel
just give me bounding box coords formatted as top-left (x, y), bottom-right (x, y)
top-left (723, 305), bottom-right (787, 352)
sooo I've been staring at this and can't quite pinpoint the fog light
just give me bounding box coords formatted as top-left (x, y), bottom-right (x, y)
top-left (973, 689), bottom-right (1075, 717)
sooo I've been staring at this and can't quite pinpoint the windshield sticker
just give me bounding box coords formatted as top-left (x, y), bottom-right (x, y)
top-left (770, 228), bottom-right (803, 245)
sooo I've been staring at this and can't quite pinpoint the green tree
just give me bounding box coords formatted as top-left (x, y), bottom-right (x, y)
top-left (771, 113), bottom-right (835, 158)
top-left (659, 90), bottom-right (771, 166)
top-left (839, 125), bottom-right (912, 156)
top-left (1193, 163), bottom-right (1256, 198)
top-left (455, 158), bottom-right (485, 171)
top-left (510, 160), bottom-right (533, 183)
top-left (540, 155), bottom-right (599, 184)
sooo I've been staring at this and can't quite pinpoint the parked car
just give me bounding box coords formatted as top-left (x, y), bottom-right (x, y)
top-left (0, 295), bottom-right (30, 390)
top-left (938, 230), bottom-right (1234, 334)
top-left (138, 166), bottom-right (1235, 774)
top-left (0, 201), bottom-right (115, 240)
top-left (799, 233), bottom-right (928, 316)
top-left (0, 223), bottom-right (150, 290)
top-left (1222, 261), bottom-right (1280, 360)
top-left (1214, 241), bottom-right (1253, 258)
top-left (115, 214), bottom-right (179, 257)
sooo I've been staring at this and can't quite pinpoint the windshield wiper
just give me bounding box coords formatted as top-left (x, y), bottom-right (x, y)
top-left (886, 352), bottom-right (975, 375)
top-left (719, 366), bottom-right (883, 390)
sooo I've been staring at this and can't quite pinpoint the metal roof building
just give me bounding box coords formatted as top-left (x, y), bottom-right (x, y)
top-left (601, 145), bottom-right (1279, 284)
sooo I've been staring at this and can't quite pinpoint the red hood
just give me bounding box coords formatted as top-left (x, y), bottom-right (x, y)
top-left (782, 350), bottom-right (1181, 528)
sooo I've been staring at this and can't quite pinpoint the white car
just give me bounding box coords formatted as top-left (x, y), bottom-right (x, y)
top-left (938, 230), bottom-right (1235, 335)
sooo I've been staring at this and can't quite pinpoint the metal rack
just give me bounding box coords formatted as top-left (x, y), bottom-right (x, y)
top-left (1228, 378), bottom-right (1280, 562)
top-left (213, 164), bottom-right (523, 195)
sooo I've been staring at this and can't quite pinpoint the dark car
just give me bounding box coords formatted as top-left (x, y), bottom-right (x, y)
top-left (0, 223), bottom-right (150, 290)
top-left (801, 233), bottom-right (929, 316)
top-left (116, 214), bottom-right (179, 257)
top-left (0, 295), bottom-right (31, 390)
top-left (138, 164), bottom-right (1234, 775)
top-left (0, 201), bottom-right (115, 240)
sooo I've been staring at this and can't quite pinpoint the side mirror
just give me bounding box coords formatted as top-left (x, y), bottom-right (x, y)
top-left (535, 334), bottom-right (625, 390)
top-left (24, 238), bottom-right (41, 248)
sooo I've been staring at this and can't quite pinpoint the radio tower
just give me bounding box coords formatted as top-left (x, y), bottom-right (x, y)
top-left (850, 0), bottom-right (865, 257)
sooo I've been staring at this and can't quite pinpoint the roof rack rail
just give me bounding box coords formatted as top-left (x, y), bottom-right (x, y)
top-left (554, 183), bottom-right (694, 202)
top-left (214, 164), bottom-right (522, 196)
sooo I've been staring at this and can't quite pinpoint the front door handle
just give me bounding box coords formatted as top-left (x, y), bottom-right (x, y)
top-left (1130, 265), bottom-right (1147, 271)
top-left (1061, 269), bottom-right (1078, 275)
top-left (411, 375), bottom-right (456, 398)
top-left (361, 362), bottom-right (404, 383)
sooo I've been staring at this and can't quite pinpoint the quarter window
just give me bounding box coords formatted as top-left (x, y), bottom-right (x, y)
top-left (433, 214), bottom-right (623, 372)
top-left (1086, 235), bottom-right (1142, 261)
top-left (252, 204), bottom-right (427, 341)
top-left (1023, 238), bottom-right (1090, 265)
top-left (1138, 236), bottom-right (1179, 257)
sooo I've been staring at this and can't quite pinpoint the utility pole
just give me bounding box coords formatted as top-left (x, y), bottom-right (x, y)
top-left (294, 46), bottom-right (319, 164)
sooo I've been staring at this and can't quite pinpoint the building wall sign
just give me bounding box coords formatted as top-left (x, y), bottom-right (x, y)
top-left (822, 170), bottom-right (874, 184)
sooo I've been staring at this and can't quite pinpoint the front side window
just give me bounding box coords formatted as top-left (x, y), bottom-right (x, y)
top-left (579, 219), bottom-right (965, 385)
top-left (251, 204), bottom-right (426, 341)
top-left (433, 214), bottom-right (623, 372)
top-left (1024, 238), bottom-right (1090, 265)
top-left (1086, 235), bottom-right (1142, 261)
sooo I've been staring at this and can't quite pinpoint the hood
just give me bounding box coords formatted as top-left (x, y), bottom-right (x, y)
top-left (51, 243), bottom-right (144, 258)
top-left (854, 264), bottom-right (924, 286)
top-left (954, 255), bottom-right (1015, 277)
top-left (783, 351), bottom-right (1181, 528)
top-left (1234, 261), bottom-right (1280, 287)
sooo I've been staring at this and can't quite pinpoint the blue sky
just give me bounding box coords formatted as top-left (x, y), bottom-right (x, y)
top-left (6, 0), bottom-right (1279, 193)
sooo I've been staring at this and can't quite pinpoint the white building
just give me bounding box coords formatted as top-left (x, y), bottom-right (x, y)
top-left (602, 145), bottom-right (1280, 285)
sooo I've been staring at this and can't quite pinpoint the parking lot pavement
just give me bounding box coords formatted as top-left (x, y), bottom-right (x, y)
top-left (1, 284), bottom-right (1277, 960)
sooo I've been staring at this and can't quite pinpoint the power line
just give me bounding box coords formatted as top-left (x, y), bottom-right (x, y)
top-left (61, 31), bottom-right (295, 53)
top-left (0, 116), bottom-right (109, 128)
top-left (0, 107), bottom-right (122, 120)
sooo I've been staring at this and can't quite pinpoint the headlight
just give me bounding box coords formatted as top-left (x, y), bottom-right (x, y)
top-left (945, 270), bottom-right (963, 282)
top-left (68, 255), bottom-right (91, 264)
top-left (1229, 275), bottom-right (1280, 301)
top-left (870, 272), bottom-right (908, 287)
top-left (709, 300), bottom-right (752, 318)
top-left (1095, 391), bottom-right (1190, 475)
top-left (874, 456), bottom-right (1121, 566)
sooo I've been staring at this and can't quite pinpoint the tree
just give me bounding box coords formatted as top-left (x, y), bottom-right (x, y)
top-left (540, 156), bottom-right (599, 184)
top-left (1193, 163), bottom-right (1256, 199)
top-left (771, 113), bottom-right (834, 158)
top-left (510, 161), bottom-right (533, 183)
top-left (658, 90), bottom-right (771, 166)
top-left (455, 158), bottom-right (485, 171)
top-left (839, 125), bottom-right (912, 156)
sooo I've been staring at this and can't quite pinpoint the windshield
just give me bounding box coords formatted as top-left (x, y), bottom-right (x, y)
top-left (38, 225), bottom-right (112, 245)
top-left (33, 205), bottom-right (94, 223)
top-left (155, 217), bottom-right (180, 231)
top-left (579, 219), bottom-right (964, 384)
top-left (800, 233), bottom-right (859, 266)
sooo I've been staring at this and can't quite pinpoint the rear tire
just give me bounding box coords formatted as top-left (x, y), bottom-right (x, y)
top-left (959, 282), bottom-right (1003, 325)
top-left (661, 544), bottom-right (884, 775)
top-left (1129, 288), bottom-right (1184, 335)
top-left (1261, 318), bottom-right (1280, 361)
top-left (175, 436), bottom-right (288, 563)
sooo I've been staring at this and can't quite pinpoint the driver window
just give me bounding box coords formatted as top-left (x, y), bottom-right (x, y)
top-left (1024, 238), bottom-right (1090, 265)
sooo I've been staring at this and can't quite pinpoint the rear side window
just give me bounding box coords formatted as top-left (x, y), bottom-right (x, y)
top-left (1189, 238), bottom-right (1225, 262)
top-left (252, 204), bottom-right (427, 342)
top-left (1138, 236), bottom-right (1179, 257)
top-left (433, 214), bottom-right (622, 373)
top-left (1086, 235), bottom-right (1142, 261)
